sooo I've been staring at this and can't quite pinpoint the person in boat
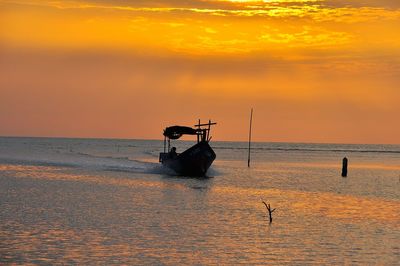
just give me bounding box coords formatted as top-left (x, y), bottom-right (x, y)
top-left (169, 147), bottom-right (177, 158)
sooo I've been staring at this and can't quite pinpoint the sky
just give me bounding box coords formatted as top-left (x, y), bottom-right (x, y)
top-left (0, 0), bottom-right (399, 143)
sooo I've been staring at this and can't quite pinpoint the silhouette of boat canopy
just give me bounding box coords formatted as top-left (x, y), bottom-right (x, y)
top-left (159, 120), bottom-right (216, 176)
top-left (163, 126), bottom-right (198, 139)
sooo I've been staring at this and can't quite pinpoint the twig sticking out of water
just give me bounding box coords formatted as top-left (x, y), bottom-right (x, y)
top-left (262, 200), bottom-right (276, 223)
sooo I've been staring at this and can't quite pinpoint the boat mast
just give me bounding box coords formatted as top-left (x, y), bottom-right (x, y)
top-left (197, 119), bottom-right (200, 143)
top-left (207, 119), bottom-right (211, 141)
top-left (248, 108), bottom-right (253, 168)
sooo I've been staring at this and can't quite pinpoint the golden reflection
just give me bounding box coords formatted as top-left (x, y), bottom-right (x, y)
top-left (0, 163), bottom-right (188, 190)
top-left (3, 163), bottom-right (398, 226)
top-left (1, 221), bottom-right (141, 263)
top-left (255, 162), bottom-right (400, 171)
top-left (0, 164), bottom-right (400, 227)
top-left (213, 186), bottom-right (400, 226)
top-left (0, 164), bottom-right (64, 172)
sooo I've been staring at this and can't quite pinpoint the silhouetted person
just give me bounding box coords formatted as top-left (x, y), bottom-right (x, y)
top-left (169, 147), bottom-right (177, 158)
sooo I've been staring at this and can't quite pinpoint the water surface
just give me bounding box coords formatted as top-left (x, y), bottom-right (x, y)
top-left (1, 137), bottom-right (399, 264)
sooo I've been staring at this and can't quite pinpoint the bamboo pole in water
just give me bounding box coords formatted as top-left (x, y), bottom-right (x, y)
top-left (248, 108), bottom-right (253, 168)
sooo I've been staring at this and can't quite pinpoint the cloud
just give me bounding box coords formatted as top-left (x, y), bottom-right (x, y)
top-left (323, 0), bottom-right (400, 9)
top-left (2, 0), bottom-right (400, 57)
top-left (4, 0), bottom-right (400, 25)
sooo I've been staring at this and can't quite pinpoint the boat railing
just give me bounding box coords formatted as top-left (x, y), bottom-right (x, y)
top-left (194, 120), bottom-right (217, 143)
top-left (162, 119), bottom-right (216, 155)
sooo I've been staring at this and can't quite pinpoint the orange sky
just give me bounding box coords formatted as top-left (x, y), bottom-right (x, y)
top-left (0, 0), bottom-right (399, 143)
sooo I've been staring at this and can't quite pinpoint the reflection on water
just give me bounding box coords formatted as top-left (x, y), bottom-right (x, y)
top-left (1, 139), bottom-right (400, 264)
top-left (1, 162), bottom-right (399, 264)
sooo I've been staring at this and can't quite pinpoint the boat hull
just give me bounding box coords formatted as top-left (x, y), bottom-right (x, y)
top-left (160, 141), bottom-right (216, 176)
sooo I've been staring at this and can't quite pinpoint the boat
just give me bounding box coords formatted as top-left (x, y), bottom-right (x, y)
top-left (159, 120), bottom-right (217, 176)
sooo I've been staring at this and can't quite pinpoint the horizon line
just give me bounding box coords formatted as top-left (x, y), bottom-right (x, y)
top-left (0, 135), bottom-right (399, 146)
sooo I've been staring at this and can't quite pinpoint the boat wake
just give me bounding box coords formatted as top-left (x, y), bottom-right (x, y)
top-left (0, 148), bottom-right (210, 177)
top-left (0, 137), bottom-right (223, 177)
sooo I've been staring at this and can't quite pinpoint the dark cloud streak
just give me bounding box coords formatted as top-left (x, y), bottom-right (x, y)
top-left (62, 0), bottom-right (400, 9)
top-left (323, 0), bottom-right (400, 9)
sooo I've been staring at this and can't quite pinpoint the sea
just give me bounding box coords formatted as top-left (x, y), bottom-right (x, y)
top-left (0, 137), bottom-right (399, 265)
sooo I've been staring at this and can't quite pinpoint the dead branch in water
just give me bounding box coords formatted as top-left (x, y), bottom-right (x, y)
top-left (262, 200), bottom-right (276, 223)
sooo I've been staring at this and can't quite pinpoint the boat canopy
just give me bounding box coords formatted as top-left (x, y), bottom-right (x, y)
top-left (163, 126), bottom-right (197, 139)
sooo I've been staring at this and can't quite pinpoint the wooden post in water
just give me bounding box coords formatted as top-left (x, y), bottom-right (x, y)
top-left (248, 108), bottom-right (253, 168)
top-left (342, 157), bottom-right (348, 177)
